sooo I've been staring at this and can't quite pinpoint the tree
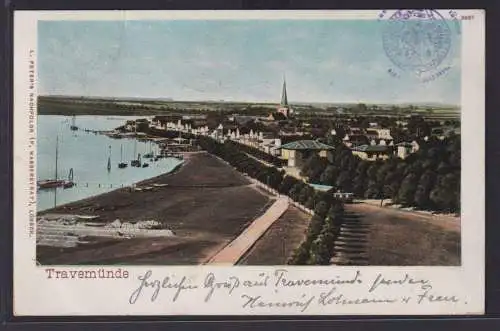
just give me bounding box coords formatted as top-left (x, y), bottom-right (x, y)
top-left (314, 201), bottom-right (330, 218)
top-left (319, 165), bottom-right (339, 186)
top-left (279, 176), bottom-right (298, 194)
top-left (352, 174), bottom-right (367, 198)
top-left (299, 185), bottom-right (314, 205)
top-left (396, 173), bottom-right (419, 206)
top-left (289, 182), bottom-right (305, 202)
top-left (356, 103), bottom-right (368, 113)
top-left (336, 170), bottom-right (352, 192)
top-left (364, 180), bottom-right (381, 199)
top-left (430, 172), bottom-right (460, 212)
top-left (301, 154), bottom-right (328, 183)
top-left (288, 242), bottom-right (310, 265)
top-left (308, 235), bottom-right (331, 265)
top-left (326, 133), bottom-right (342, 147)
top-left (414, 170), bottom-right (437, 209)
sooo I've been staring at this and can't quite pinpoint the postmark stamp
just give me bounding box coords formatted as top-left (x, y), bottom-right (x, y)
top-left (379, 10), bottom-right (458, 82)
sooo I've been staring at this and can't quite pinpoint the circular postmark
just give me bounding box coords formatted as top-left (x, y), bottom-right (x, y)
top-left (382, 10), bottom-right (452, 74)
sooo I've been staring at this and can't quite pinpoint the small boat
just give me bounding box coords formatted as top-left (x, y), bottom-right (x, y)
top-left (142, 163), bottom-right (149, 168)
top-left (37, 137), bottom-right (75, 190)
top-left (131, 153), bottom-right (142, 167)
top-left (38, 179), bottom-right (64, 189)
top-left (63, 180), bottom-right (75, 189)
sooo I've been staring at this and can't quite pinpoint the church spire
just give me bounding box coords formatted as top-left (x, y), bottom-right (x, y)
top-left (280, 75), bottom-right (288, 107)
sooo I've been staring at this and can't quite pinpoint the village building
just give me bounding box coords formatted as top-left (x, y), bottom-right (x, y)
top-left (395, 142), bottom-right (413, 159)
top-left (395, 140), bottom-right (420, 159)
top-left (365, 129), bottom-right (379, 140)
top-left (309, 184), bottom-right (354, 203)
top-left (333, 191), bottom-right (354, 203)
top-left (342, 134), bottom-right (369, 148)
top-left (135, 118), bottom-right (150, 132)
top-left (348, 127), bottom-right (362, 135)
top-left (351, 144), bottom-right (392, 161)
top-left (374, 128), bottom-right (393, 140)
top-left (280, 140), bottom-right (335, 168)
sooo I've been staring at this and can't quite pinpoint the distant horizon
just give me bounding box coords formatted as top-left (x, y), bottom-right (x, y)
top-left (38, 94), bottom-right (460, 108)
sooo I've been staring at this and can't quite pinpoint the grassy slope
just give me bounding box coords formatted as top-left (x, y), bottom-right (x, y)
top-left (346, 204), bottom-right (460, 266)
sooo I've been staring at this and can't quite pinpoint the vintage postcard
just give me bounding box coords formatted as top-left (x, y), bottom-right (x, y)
top-left (13, 10), bottom-right (484, 315)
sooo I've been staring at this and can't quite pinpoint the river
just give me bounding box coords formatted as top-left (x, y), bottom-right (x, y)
top-left (37, 115), bottom-right (183, 211)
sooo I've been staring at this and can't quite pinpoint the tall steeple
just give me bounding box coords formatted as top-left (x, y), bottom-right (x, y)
top-left (280, 76), bottom-right (288, 107)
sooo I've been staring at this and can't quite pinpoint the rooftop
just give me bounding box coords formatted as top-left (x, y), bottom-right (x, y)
top-left (309, 183), bottom-right (334, 192)
top-left (352, 144), bottom-right (391, 153)
top-left (280, 140), bottom-right (335, 150)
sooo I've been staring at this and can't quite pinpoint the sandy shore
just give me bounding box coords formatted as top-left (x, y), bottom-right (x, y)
top-left (37, 152), bottom-right (273, 265)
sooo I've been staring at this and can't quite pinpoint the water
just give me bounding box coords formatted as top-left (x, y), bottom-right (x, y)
top-left (37, 115), bottom-right (183, 212)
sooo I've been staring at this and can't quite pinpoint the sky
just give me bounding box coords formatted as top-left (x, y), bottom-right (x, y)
top-left (38, 19), bottom-right (461, 105)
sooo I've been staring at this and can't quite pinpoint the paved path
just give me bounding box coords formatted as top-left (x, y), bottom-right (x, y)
top-left (206, 196), bottom-right (289, 265)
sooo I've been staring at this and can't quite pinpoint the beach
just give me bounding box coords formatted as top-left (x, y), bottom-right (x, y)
top-left (36, 152), bottom-right (273, 265)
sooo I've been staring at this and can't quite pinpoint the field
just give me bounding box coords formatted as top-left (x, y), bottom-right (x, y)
top-left (238, 206), bottom-right (311, 265)
top-left (346, 203), bottom-right (460, 266)
top-left (38, 95), bottom-right (460, 119)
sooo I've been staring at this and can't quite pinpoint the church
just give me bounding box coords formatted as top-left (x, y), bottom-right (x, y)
top-left (269, 77), bottom-right (292, 120)
top-left (277, 77), bottom-right (292, 118)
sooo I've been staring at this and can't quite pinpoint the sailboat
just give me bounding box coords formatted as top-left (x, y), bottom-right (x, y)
top-left (144, 141), bottom-right (154, 159)
top-left (107, 146), bottom-right (111, 172)
top-left (118, 144), bottom-right (128, 168)
top-left (70, 115), bottom-right (78, 131)
top-left (38, 136), bottom-right (75, 190)
top-left (132, 153), bottom-right (142, 167)
top-left (130, 140), bottom-right (141, 167)
top-left (142, 145), bottom-right (150, 167)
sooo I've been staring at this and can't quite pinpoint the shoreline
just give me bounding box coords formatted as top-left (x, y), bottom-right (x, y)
top-left (36, 152), bottom-right (273, 265)
top-left (38, 157), bottom-right (187, 214)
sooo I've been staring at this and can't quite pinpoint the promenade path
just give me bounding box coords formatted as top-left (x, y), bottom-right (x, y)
top-left (206, 196), bottom-right (289, 265)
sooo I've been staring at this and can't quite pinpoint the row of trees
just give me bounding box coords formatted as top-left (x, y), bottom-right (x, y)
top-left (225, 140), bottom-right (286, 167)
top-left (301, 135), bottom-right (461, 213)
top-left (287, 198), bottom-right (345, 265)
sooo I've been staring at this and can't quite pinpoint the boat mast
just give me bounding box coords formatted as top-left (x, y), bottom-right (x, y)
top-left (107, 145), bottom-right (111, 171)
top-left (134, 140), bottom-right (137, 160)
top-left (55, 135), bottom-right (59, 180)
top-left (54, 135), bottom-right (59, 208)
top-left (120, 144), bottom-right (123, 162)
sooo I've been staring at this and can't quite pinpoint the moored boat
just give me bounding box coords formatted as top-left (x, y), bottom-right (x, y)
top-left (37, 136), bottom-right (75, 190)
